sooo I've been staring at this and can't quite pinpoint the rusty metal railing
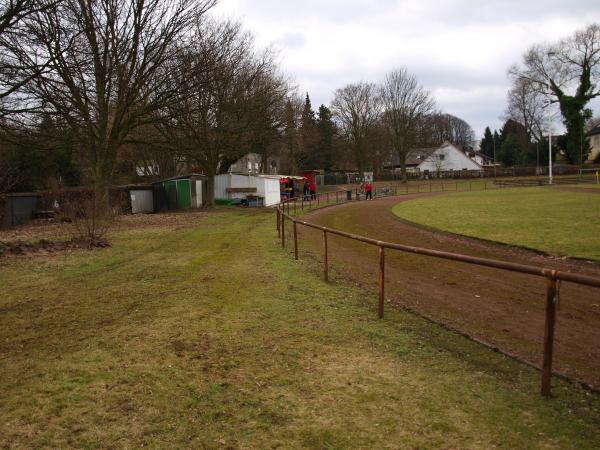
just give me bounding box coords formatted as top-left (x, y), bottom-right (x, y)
top-left (274, 190), bottom-right (600, 397)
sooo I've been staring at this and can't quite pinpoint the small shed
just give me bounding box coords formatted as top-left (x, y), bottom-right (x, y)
top-left (153, 174), bottom-right (206, 212)
top-left (124, 185), bottom-right (154, 214)
top-left (214, 173), bottom-right (280, 207)
top-left (0, 193), bottom-right (41, 229)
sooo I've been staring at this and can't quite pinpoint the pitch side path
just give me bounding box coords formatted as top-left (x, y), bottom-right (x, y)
top-left (298, 194), bottom-right (600, 388)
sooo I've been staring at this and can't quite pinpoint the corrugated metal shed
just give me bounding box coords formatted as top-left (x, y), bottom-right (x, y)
top-left (152, 174), bottom-right (206, 211)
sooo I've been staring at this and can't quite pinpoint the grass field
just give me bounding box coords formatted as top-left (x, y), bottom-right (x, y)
top-left (2, 209), bottom-right (600, 448)
top-left (392, 187), bottom-right (600, 261)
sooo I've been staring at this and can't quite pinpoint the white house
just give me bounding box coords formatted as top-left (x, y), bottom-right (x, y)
top-left (467, 150), bottom-right (494, 167)
top-left (214, 173), bottom-right (281, 207)
top-left (410, 142), bottom-right (483, 174)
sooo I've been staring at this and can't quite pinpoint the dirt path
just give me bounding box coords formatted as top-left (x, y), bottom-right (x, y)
top-left (296, 195), bottom-right (600, 388)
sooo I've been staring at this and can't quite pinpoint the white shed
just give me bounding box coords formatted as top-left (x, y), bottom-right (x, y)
top-left (214, 173), bottom-right (281, 207)
top-left (129, 189), bottom-right (154, 214)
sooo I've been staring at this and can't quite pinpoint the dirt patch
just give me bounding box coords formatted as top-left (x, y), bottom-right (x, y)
top-left (0, 209), bottom-right (225, 243)
top-left (0, 237), bottom-right (110, 257)
top-left (296, 195), bottom-right (600, 388)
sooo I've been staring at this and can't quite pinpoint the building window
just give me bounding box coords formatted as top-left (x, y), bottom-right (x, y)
top-left (438, 154), bottom-right (445, 160)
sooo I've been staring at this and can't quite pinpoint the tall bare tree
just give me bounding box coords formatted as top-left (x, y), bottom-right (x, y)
top-left (380, 68), bottom-right (435, 182)
top-left (505, 76), bottom-right (549, 145)
top-left (20, 0), bottom-right (215, 212)
top-left (0, 0), bottom-right (59, 117)
top-left (158, 20), bottom-right (289, 206)
top-left (510, 23), bottom-right (600, 164)
top-left (331, 82), bottom-right (381, 174)
top-left (426, 113), bottom-right (475, 148)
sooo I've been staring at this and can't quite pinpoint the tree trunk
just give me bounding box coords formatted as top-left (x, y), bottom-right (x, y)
top-left (205, 172), bottom-right (216, 207)
top-left (400, 161), bottom-right (407, 183)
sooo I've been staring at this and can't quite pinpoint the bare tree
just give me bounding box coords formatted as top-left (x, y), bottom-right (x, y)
top-left (426, 113), bottom-right (475, 148)
top-left (505, 76), bottom-right (549, 144)
top-left (19, 0), bottom-right (215, 223)
top-left (0, 0), bottom-right (59, 117)
top-left (158, 20), bottom-right (289, 206)
top-left (331, 82), bottom-right (381, 174)
top-left (380, 68), bottom-right (435, 182)
top-left (510, 23), bottom-right (600, 164)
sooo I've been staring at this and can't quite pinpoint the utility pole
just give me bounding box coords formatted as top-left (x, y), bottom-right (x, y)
top-left (536, 140), bottom-right (540, 177)
top-left (493, 132), bottom-right (497, 179)
top-left (548, 129), bottom-right (553, 185)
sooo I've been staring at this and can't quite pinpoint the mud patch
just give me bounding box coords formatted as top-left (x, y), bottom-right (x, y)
top-left (0, 237), bottom-right (110, 257)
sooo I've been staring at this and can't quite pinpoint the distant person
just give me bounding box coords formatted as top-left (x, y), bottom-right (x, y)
top-left (303, 180), bottom-right (310, 201)
top-left (309, 180), bottom-right (317, 200)
top-left (365, 181), bottom-right (373, 200)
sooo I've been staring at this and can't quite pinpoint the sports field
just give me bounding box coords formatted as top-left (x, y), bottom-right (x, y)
top-left (392, 187), bottom-right (600, 260)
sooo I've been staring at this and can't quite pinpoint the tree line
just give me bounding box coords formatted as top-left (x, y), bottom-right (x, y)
top-left (284, 69), bottom-right (476, 183)
top-left (0, 0), bottom-right (293, 207)
top-left (0, 0), bottom-right (477, 208)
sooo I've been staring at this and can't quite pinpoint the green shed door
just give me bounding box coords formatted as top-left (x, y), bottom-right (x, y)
top-left (164, 180), bottom-right (177, 210)
top-left (176, 179), bottom-right (192, 209)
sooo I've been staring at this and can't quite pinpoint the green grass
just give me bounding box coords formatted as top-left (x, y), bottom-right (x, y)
top-left (1, 209), bottom-right (600, 448)
top-left (392, 187), bottom-right (600, 260)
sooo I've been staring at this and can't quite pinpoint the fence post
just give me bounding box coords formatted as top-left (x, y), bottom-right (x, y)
top-left (541, 276), bottom-right (558, 397)
top-left (281, 213), bottom-right (285, 248)
top-left (317, 193), bottom-right (320, 206)
top-left (276, 208), bottom-right (280, 238)
top-left (293, 221), bottom-right (298, 260)
top-left (336, 191), bottom-right (339, 203)
top-left (323, 230), bottom-right (328, 282)
top-left (294, 198), bottom-right (297, 214)
top-left (378, 246), bottom-right (385, 319)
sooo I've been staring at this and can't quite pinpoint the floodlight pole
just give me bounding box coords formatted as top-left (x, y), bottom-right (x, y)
top-left (548, 129), bottom-right (553, 185)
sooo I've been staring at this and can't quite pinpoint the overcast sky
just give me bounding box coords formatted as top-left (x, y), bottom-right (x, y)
top-left (213, 0), bottom-right (600, 140)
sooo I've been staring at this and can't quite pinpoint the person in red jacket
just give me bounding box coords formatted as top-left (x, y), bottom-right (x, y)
top-left (365, 181), bottom-right (373, 200)
top-left (309, 180), bottom-right (317, 200)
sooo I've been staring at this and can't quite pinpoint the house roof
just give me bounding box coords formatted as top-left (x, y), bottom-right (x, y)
top-left (405, 147), bottom-right (438, 166)
top-left (587, 124), bottom-right (600, 137)
top-left (471, 151), bottom-right (493, 161)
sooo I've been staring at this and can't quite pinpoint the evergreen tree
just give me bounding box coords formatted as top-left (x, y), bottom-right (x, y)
top-left (316, 105), bottom-right (337, 171)
top-left (282, 100), bottom-right (300, 173)
top-left (498, 134), bottom-right (521, 166)
top-left (493, 130), bottom-right (502, 161)
top-left (299, 93), bottom-right (318, 169)
top-left (480, 127), bottom-right (494, 158)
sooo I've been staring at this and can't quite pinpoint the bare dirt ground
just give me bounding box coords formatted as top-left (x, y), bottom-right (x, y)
top-left (0, 209), bottom-right (222, 243)
top-left (297, 195), bottom-right (600, 388)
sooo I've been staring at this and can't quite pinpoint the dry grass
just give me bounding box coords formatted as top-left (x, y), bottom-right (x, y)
top-left (1, 208), bottom-right (599, 448)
